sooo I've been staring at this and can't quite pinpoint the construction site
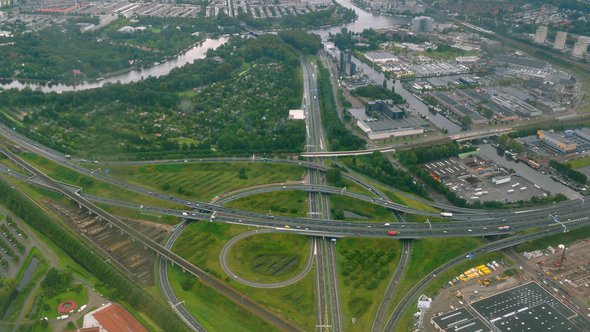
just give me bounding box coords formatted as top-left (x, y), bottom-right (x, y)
top-left (526, 239), bottom-right (590, 301)
top-left (47, 199), bottom-right (170, 285)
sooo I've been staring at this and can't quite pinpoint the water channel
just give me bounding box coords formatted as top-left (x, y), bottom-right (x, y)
top-left (2, 257), bottom-right (40, 320)
top-left (478, 143), bottom-right (581, 199)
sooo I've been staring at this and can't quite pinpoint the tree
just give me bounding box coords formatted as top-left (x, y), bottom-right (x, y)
top-left (326, 168), bottom-right (342, 186)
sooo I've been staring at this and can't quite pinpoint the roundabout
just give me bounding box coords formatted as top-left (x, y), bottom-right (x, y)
top-left (219, 229), bottom-right (315, 288)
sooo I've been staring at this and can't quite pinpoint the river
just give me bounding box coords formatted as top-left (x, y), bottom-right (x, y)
top-left (0, 37), bottom-right (228, 93)
top-left (478, 143), bottom-right (580, 199)
top-left (0, 0), bottom-right (463, 135)
top-left (0, 0), bottom-right (407, 93)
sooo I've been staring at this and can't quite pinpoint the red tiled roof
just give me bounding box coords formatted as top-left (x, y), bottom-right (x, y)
top-left (92, 304), bottom-right (148, 332)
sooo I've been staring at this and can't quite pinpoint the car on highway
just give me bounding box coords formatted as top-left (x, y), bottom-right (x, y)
top-left (388, 230), bottom-right (398, 236)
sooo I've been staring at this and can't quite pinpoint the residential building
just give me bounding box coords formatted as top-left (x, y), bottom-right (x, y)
top-left (538, 130), bottom-right (577, 153)
top-left (339, 50), bottom-right (356, 76)
top-left (411, 16), bottom-right (434, 33)
top-left (554, 31), bottom-right (567, 50)
top-left (572, 37), bottom-right (589, 58)
top-left (534, 26), bottom-right (548, 44)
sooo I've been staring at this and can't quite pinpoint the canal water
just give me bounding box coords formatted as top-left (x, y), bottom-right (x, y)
top-left (2, 257), bottom-right (40, 320)
top-left (478, 143), bottom-right (580, 199)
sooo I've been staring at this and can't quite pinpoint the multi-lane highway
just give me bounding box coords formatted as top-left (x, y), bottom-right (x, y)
top-left (0, 144), bottom-right (301, 332)
top-left (302, 57), bottom-right (343, 332)
top-left (3, 100), bottom-right (590, 332)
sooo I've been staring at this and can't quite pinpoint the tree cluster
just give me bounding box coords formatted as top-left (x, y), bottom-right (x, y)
top-left (344, 152), bottom-right (429, 198)
top-left (0, 178), bottom-right (191, 332)
top-left (351, 84), bottom-right (405, 104)
top-left (549, 160), bottom-right (587, 184)
top-left (316, 61), bottom-right (366, 151)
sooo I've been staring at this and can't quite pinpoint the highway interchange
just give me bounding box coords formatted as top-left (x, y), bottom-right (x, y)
top-left (1, 59), bottom-right (590, 332)
top-left (2, 120), bottom-right (590, 331)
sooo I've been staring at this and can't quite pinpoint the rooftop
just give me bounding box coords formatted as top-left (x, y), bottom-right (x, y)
top-left (431, 308), bottom-right (491, 332)
top-left (470, 282), bottom-right (580, 332)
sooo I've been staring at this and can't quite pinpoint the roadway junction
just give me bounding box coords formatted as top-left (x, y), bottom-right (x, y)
top-left (2, 61), bottom-right (590, 332)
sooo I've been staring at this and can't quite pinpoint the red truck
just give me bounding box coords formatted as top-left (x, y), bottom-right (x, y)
top-left (388, 230), bottom-right (398, 236)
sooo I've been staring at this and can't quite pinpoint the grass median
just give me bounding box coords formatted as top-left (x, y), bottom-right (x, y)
top-left (106, 162), bottom-right (306, 201)
top-left (171, 222), bottom-right (315, 331)
top-left (336, 237), bottom-right (402, 332)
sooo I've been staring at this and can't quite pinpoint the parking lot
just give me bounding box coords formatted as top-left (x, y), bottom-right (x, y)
top-left (423, 154), bottom-right (547, 203)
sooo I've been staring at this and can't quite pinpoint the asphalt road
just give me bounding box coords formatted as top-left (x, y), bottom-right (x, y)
top-left (0, 145), bottom-right (301, 332)
top-left (219, 229), bottom-right (315, 288)
top-left (381, 220), bottom-right (590, 331)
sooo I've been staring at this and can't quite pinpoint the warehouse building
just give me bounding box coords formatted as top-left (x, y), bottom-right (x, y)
top-left (432, 282), bottom-right (581, 332)
top-left (431, 308), bottom-right (491, 332)
top-left (538, 130), bottom-right (577, 154)
top-left (357, 117), bottom-right (424, 140)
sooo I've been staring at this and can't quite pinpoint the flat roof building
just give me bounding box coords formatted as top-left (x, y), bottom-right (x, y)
top-left (357, 116), bottom-right (425, 140)
top-left (432, 282), bottom-right (582, 332)
top-left (431, 308), bottom-right (491, 332)
top-left (538, 130), bottom-right (577, 153)
top-left (288, 109), bottom-right (305, 120)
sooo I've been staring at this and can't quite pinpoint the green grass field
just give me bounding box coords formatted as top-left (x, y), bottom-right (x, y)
top-left (168, 266), bottom-right (279, 332)
top-left (225, 191), bottom-right (308, 217)
top-left (171, 222), bottom-right (315, 330)
top-left (336, 237), bottom-right (402, 332)
top-left (515, 224), bottom-right (590, 252)
top-left (386, 237), bottom-right (484, 320)
top-left (20, 153), bottom-right (184, 210)
top-left (329, 195), bottom-right (397, 222)
top-left (43, 285), bottom-right (88, 319)
top-left (106, 162), bottom-right (306, 201)
top-left (226, 233), bottom-right (311, 283)
top-left (568, 156), bottom-right (590, 169)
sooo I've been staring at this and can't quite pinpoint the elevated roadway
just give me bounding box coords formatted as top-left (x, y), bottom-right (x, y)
top-left (0, 145), bottom-right (301, 332)
top-left (382, 218), bottom-right (590, 331)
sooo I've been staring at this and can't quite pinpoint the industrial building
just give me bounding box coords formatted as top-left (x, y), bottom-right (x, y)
top-left (432, 282), bottom-right (581, 332)
top-left (411, 16), bottom-right (434, 33)
top-left (431, 308), bottom-right (491, 332)
top-left (366, 100), bottom-right (405, 119)
top-left (492, 175), bottom-right (511, 185)
top-left (357, 118), bottom-right (424, 140)
top-left (363, 50), bottom-right (398, 63)
top-left (355, 99), bottom-right (426, 140)
top-left (575, 127), bottom-right (590, 142)
top-left (288, 109), bottom-right (305, 120)
top-left (534, 26), bottom-right (548, 44)
top-left (538, 130), bottom-right (577, 154)
top-left (554, 31), bottom-right (567, 50)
